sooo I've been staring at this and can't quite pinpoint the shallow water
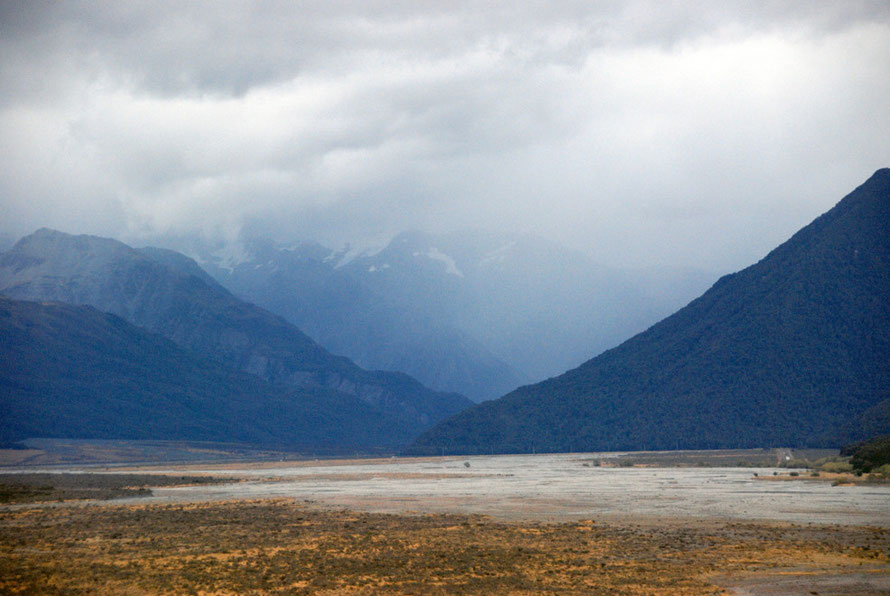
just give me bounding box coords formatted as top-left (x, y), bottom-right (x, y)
top-left (122, 453), bottom-right (890, 525)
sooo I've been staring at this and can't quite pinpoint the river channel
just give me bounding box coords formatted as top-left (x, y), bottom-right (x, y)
top-left (115, 453), bottom-right (890, 525)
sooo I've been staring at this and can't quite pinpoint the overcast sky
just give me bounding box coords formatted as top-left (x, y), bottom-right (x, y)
top-left (1, 1), bottom-right (888, 270)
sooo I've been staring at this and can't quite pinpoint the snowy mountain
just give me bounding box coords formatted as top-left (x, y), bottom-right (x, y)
top-left (409, 169), bottom-right (890, 454)
top-left (0, 229), bottom-right (472, 448)
top-left (201, 230), bottom-right (714, 400)
top-left (202, 237), bottom-right (526, 402)
top-left (343, 230), bottom-right (714, 381)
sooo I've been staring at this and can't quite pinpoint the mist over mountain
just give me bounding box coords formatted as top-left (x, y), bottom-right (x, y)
top-left (0, 234), bottom-right (14, 254)
top-left (197, 230), bottom-right (712, 400)
top-left (409, 169), bottom-right (890, 455)
top-left (0, 230), bottom-right (472, 446)
top-left (343, 230), bottom-right (713, 381)
top-left (198, 237), bottom-right (526, 402)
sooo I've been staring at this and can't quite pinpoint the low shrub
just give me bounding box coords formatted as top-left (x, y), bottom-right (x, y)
top-left (820, 461), bottom-right (853, 474)
top-left (784, 458), bottom-right (811, 469)
top-left (842, 435), bottom-right (890, 473)
top-left (870, 463), bottom-right (890, 479)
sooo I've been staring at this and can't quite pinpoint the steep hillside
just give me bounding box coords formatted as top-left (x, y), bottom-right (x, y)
top-left (205, 239), bottom-right (525, 401)
top-left (0, 230), bottom-right (472, 435)
top-left (343, 230), bottom-right (710, 381)
top-left (409, 169), bottom-right (890, 454)
top-left (203, 230), bottom-right (712, 401)
top-left (0, 297), bottom-right (407, 450)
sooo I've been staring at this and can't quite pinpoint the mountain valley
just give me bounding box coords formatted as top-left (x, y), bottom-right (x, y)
top-left (409, 169), bottom-right (890, 454)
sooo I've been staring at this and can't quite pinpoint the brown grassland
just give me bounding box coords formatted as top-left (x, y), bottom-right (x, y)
top-left (2, 497), bottom-right (889, 595)
top-left (0, 473), bottom-right (226, 504)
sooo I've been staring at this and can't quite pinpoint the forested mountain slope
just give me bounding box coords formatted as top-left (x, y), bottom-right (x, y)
top-left (0, 297), bottom-right (407, 450)
top-left (409, 169), bottom-right (890, 454)
top-left (0, 231), bottom-right (471, 440)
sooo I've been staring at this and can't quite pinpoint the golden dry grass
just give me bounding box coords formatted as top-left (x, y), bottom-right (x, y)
top-left (2, 498), bottom-right (888, 595)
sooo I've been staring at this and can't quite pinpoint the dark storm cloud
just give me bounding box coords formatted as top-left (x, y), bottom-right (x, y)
top-left (1, 1), bottom-right (888, 269)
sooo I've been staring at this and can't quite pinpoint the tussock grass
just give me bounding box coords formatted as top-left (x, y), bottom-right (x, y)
top-left (2, 499), bottom-right (888, 594)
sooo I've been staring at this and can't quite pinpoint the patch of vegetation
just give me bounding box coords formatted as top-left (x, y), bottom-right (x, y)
top-left (582, 449), bottom-right (836, 469)
top-left (817, 459), bottom-right (854, 474)
top-left (1, 499), bottom-right (888, 594)
top-left (842, 435), bottom-right (890, 474)
top-left (869, 464), bottom-right (890, 480)
top-left (0, 473), bottom-right (224, 504)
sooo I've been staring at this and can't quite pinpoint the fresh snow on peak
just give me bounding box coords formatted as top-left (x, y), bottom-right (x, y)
top-left (174, 240), bottom-right (248, 274)
top-left (208, 241), bottom-right (250, 272)
top-left (332, 241), bottom-right (387, 269)
top-left (478, 241), bottom-right (518, 267)
top-left (414, 247), bottom-right (464, 278)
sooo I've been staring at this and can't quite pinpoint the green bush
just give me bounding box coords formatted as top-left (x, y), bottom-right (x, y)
top-left (870, 463), bottom-right (890, 479)
top-left (820, 461), bottom-right (853, 473)
top-left (842, 435), bottom-right (890, 473)
top-left (784, 458), bottom-right (812, 469)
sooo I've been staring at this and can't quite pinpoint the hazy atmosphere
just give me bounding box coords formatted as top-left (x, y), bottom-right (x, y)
top-left (3, 5), bottom-right (890, 592)
top-left (1, 1), bottom-right (889, 270)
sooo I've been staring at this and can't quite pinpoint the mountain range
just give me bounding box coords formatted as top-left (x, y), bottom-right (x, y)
top-left (4, 170), bottom-right (886, 454)
top-left (0, 230), bottom-right (471, 450)
top-left (0, 297), bottom-right (404, 450)
top-left (199, 230), bottom-right (712, 400)
top-left (198, 236), bottom-right (527, 402)
top-left (408, 169), bottom-right (890, 454)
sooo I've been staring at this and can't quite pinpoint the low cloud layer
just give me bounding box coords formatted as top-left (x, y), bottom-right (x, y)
top-left (2, 1), bottom-right (889, 269)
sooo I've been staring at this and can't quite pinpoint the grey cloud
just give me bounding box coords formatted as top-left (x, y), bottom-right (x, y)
top-left (4, 1), bottom-right (887, 100)
top-left (1, 1), bottom-right (889, 271)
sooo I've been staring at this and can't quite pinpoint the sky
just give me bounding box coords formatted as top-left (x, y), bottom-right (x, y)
top-left (1, 1), bottom-right (888, 271)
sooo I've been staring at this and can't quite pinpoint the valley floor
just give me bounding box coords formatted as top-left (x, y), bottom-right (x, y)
top-left (2, 450), bottom-right (889, 594)
top-left (1, 498), bottom-right (889, 595)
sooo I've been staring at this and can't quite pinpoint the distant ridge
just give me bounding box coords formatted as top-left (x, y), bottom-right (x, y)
top-left (0, 296), bottom-right (401, 450)
top-left (408, 169), bottom-right (890, 454)
top-left (203, 229), bottom-right (711, 401)
top-left (204, 236), bottom-right (527, 402)
top-left (0, 231), bottom-right (472, 448)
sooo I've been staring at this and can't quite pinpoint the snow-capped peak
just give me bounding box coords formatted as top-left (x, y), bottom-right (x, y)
top-left (413, 247), bottom-right (464, 278)
top-left (478, 240), bottom-right (517, 267)
top-left (192, 240), bottom-right (250, 273)
top-left (331, 241), bottom-right (388, 269)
